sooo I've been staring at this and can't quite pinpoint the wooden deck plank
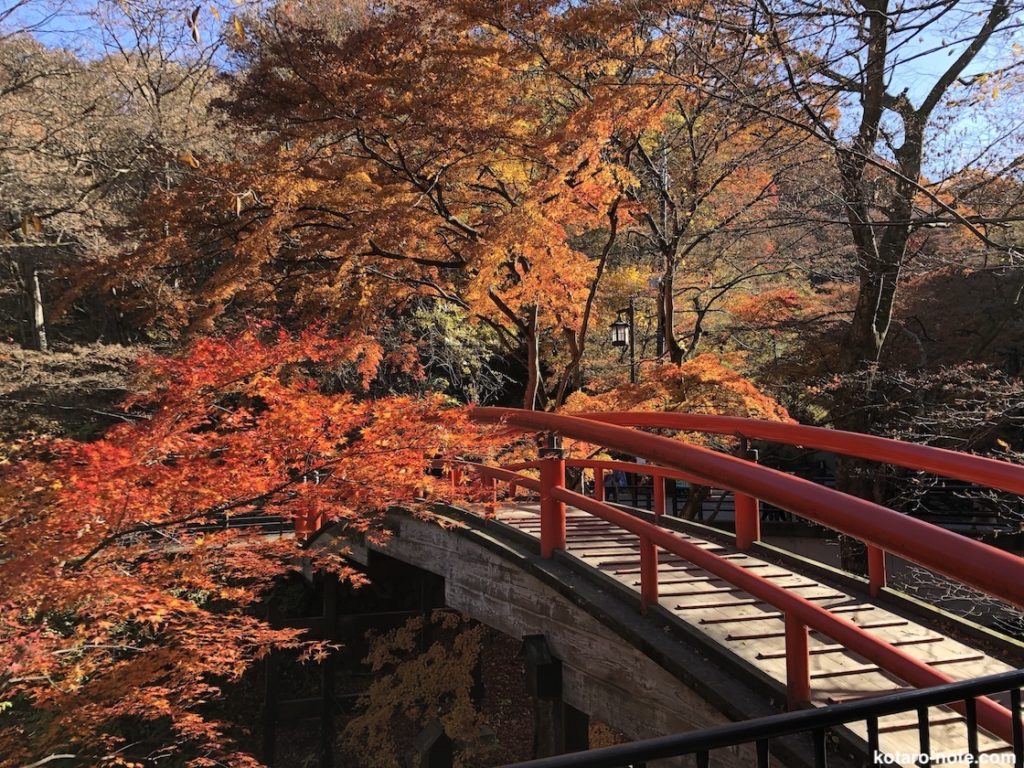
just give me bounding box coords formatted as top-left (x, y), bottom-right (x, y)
top-left (490, 502), bottom-right (1017, 761)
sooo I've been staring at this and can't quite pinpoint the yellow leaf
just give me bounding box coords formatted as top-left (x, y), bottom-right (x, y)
top-left (20, 213), bottom-right (43, 237)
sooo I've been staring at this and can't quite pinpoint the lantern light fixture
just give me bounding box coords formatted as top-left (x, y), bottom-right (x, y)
top-left (610, 312), bottom-right (630, 347)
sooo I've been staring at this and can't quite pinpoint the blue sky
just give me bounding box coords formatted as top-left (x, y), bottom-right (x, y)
top-left (4, 0), bottom-right (1022, 180)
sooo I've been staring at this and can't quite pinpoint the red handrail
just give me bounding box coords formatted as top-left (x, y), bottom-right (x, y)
top-left (507, 458), bottom-right (707, 487)
top-left (577, 412), bottom-right (1024, 495)
top-left (558, 457), bottom-right (761, 547)
top-left (469, 407), bottom-right (1024, 611)
top-left (458, 460), bottom-right (1016, 744)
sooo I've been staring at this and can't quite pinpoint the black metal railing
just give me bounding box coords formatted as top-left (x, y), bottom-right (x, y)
top-left (500, 669), bottom-right (1024, 768)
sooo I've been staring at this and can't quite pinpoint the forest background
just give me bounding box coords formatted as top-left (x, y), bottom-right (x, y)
top-left (1, 0), bottom-right (1023, 765)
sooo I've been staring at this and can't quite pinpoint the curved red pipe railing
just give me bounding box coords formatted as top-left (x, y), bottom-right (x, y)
top-left (578, 412), bottom-right (1024, 495)
top-left (505, 458), bottom-right (707, 487)
top-left (460, 462), bottom-right (541, 493)
top-left (470, 407), bottom-right (1024, 612)
top-left (458, 460), bottom-right (1016, 744)
top-left (300, 408), bottom-right (1023, 743)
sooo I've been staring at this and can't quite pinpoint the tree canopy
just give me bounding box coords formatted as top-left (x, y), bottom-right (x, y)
top-left (2, 0), bottom-right (1023, 764)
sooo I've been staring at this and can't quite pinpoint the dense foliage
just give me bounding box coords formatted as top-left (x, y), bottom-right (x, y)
top-left (2, 0), bottom-right (1023, 764)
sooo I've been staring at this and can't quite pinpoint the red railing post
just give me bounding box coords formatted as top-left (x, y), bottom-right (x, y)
top-left (653, 475), bottom-right (665, 521)
top-left (594, 468), bottom-right (604, 502)
top-left (639, 534), bottom-right (658, 612)
top-left (868, 544), bottom-right (887, 596)
top-left (785, 612), bottom-right (811, 709)
top-left (294, 509), bottom-right (319, 540)
top-left (734, 442), bottom-right (761, 551)
top-left (539, 457), bottom-right (566, 558)
top-left (451, 465), bottom-right (462, 492)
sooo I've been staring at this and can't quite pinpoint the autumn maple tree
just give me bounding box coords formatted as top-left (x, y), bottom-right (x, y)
top-left (342, 612), bottom-right (496, 768)
top-left (0, 326), bottom-right (500, 766)
top-left (3, 0), bottom-right (1023, 763)
top-left (69, 1), bottom-right (673, 408)
top-left (564, 354), bottom-right (788, 421)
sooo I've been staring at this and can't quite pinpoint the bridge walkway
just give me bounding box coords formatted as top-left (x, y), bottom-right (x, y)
top-left (494, 501), bottom-right (1017, 766)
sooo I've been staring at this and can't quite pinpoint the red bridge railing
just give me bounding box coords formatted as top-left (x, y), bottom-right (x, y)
top-left (456, 407), bottom-right (1024, 744)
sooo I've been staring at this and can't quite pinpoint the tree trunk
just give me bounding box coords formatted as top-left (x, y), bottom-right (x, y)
top-left (552, 199), bottom-right (619, 407)
top-left (19, 254), bottom-right (48, 352)
top-left (554, 328), bottom-right (582, 409)
top-left (682, 484), bottom-right (710, 521)
top-left (523, 305), bottom-right (540, 410)
top-left (660, 261), bottom-right (685, 365)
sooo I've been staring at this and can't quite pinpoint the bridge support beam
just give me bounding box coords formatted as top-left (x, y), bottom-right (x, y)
top-left (540, 458), bottom-right (566, 558)
top-left (523, 634), bottom-right (564, 757)
top-left (406, 720), bottom-right (453, 768)
top-left (565, 704), bottom-right (590, 754)
top-left (523, 635), bottom-right (591, 758)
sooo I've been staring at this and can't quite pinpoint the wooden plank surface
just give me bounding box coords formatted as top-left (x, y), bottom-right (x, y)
top-left (495, 502), bottom-right (1019, 766)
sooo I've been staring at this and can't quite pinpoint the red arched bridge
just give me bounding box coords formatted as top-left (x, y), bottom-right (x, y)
top-left (301, 408), bottom-right (1024, 767)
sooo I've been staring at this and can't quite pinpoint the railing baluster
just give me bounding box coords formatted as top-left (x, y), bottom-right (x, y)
top-left (654, 476), bottom-right (665, 522)
top-left (539, 457), bottom-right (566, 558)
top-left (868, 545), bottom-right (887, 596)
top-left (965, 697), bottom-right (979, 762)
top-left (785, 612), bottom-right (811, 708)
top-left (1011, 688), bottom-right (1022, 768)
top-left (734, 441), bottom-right (760, 550)
top-left (867, 715), bottom-right (879, 759)
top-left (639, 534), bottom-right (658, 612)
top-left (734, 490), bottom-right (760, 550)
top-left (813, 727), bottom-right (827, 768)
top-left (483, 667), bottom-right (1024, 768)
top-left (917, 706), bottom-right (930, 766)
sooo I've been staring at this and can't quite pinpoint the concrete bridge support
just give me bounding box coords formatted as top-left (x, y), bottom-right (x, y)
top-left (331, 510), bottom-right (776, 768)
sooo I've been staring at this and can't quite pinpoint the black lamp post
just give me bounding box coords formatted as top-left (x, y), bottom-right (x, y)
top-left (610, 297), bottom-right (637, 384)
